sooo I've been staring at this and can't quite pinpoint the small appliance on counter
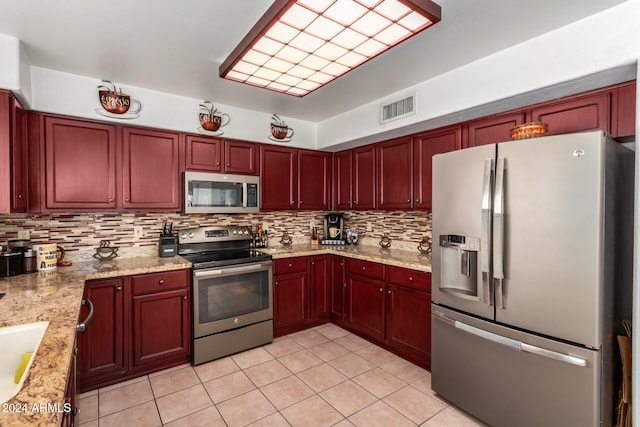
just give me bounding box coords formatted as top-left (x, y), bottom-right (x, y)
top-left (0, 251), bottom-right (22, 277)
top-left (321, 213), bottom-right (345, 245)
top-left (159, 221), bottom-right (176, 257)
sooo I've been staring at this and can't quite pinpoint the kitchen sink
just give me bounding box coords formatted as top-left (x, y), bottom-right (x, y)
top-left (0, 321), bottom-right (49, 403)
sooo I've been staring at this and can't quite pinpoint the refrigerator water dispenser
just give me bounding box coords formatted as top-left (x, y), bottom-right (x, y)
top-left (439, 235), bottom-right (481, 300)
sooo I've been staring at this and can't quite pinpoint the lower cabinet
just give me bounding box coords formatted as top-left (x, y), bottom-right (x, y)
top-left (346, 259), bottom-right (385, 342)
top-left (273, 256), bottom-right (330, 337)
top-left (330, 256), bottom-right (346, 325)
top-left (77, 269), bottom-right (190, 392)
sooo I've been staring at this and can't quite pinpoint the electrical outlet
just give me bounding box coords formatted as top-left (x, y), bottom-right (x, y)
top-left (134, 226), bottom-right (143, 238)
top-left (310, 219), bottom-right (315, 230)
top-left (366, 222), bottom-right (373, 232)
top-left (262, 221), bottom-right (269, 231)
top-left (17, 230), bottom-right (30, 240)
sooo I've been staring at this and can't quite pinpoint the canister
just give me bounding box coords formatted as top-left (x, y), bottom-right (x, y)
top-left (22, 250), bottom-right (38, 273)
top-left (0, 252), bottom-right (22, 277)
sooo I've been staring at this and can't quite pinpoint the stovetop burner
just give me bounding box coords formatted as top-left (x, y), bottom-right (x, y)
top-left (177, 225), bottom-right (272, 269)
top-left (182, 249), bottom-right (272, 269)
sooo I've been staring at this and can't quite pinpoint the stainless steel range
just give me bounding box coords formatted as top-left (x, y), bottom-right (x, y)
top-left (178, 225), bottom-right (273, 365)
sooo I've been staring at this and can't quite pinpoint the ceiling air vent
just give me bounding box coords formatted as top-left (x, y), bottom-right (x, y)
top-left (380, 93), bottom-right (416, 124)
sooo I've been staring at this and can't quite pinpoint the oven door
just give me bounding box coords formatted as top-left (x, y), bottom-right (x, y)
top-left (192, 261), bottom-right (272, 338)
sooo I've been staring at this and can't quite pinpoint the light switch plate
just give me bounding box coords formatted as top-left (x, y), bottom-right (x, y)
top-left (17, 230), bottom-right (30, 240)
top-left (366, 222), bottom-right (373, 232)
top-left (134, 226), bottom-right (143, 238)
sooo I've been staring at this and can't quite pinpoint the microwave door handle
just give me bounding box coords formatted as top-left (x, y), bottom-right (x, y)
top-left (481, 158), bottom-right (493, 306)
top-left (243, 182), bottom-right (248, 208)
top-left (493, 157), bottom-right (505, 309)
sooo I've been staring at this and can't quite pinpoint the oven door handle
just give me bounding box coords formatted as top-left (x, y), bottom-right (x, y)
top-left (194, 263), bottom-right (271, 277)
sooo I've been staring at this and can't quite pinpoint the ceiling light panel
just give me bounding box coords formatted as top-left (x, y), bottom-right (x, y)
top-left (220, 0), bottom-right (441, 96)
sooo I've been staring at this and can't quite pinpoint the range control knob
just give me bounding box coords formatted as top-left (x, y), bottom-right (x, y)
top-left (232, 229), bottom-right (238, 234)
top-left (180, 233), bottom-right (187, 239)
top-left (188, 232), bottom-right (195, 238)
top-left (244, 230), bottom-right (249, 235)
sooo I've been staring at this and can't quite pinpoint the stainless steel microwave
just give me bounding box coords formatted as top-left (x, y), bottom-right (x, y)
top-left (184, 172), bottom-right (260, 214)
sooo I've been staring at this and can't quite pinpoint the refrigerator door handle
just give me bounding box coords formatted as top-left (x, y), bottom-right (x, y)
top-left (493, 157), bottom-right (505, 309)
top-left (481, 158), bottom-right (493, 305)
top-left (433, 312), bottom-right (588, 368)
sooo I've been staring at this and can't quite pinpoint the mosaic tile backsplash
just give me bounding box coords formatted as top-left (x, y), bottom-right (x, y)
top-left (0, 210), bottom-right (432, 262)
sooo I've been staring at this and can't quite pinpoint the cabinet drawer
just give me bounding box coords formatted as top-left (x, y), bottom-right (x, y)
top-left (132, 269), bottom-right (189, 296)
top-left (347, 259), bottom-right (384, 280)
top-left (387, 266), bottom-right (431, 292)
top-left (274, 257), bottom-right (308, 275)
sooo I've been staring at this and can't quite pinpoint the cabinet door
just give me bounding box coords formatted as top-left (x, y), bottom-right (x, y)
top-left (347, 274), bottom-right (385, 341)
top-left (310, 255), bottom-right (329, 321)
top-left (273, 272), bottom-right (307, 336)
top-left (386, 283), bottom-right (431, 368)
top-left (10, 97), bottom-right (28, 211)
top-left (376, 136), bottom-right (413, 209)
top-left (261, 145), bottom-right (298, 210)
top-left (132, 289), bottom-right (190, 368)
top-left (122, 127), bottom-right (181, 210)
top-left (352, 145), bottom-right (375, 209)
top-left (333, 150), bottom-right (352, 210)
top-left (298, 149), bottom-right (331, 210)
top-left (614, 81), bottom-right (636, 138)
top-left (465, 112), bottom-right (526, 147)
top-left (77, 278), bottom-right (125, 384)
top-left (531, 92), bottom-right (611, 136)
top-left (224, 140), bottom-right (258, 175)
top-left (414, 126), bottom-right (461, 210)
top-left (185, 135), bottom-right (222, 172)
top-left (45, 117), bottom-right (118, 209)
top-left (330, 256), bottom-right (346, 323)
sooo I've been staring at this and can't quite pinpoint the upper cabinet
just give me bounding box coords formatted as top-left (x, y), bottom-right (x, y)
top-left (530, 92), bottom-right (611, 136)
top-left (352, 145), bottom-right (376, 210)
top-left (298, 149), bottom-right (331, 210)
top-left (376, 136), bottom-right (413, 210)
top-left (464, 112), bottom-right (526, 147)
top-left (44, 116), bottom-right (118, 210)
top-left (333, 150), bottom-right (352, 210)
top-left (36, 115), bottom-right (180, 211)
top-left (614, 81), bottom-right (636, 138)
top-left (0, 92), bottom-right (29, 213)
top-left (261, 145), bottom-right (297, 210)
top-left (122, 127), bottom-right (181, 210)
top-left (185, 136), bottom-right (258, 175)
top-left (413, 126), bottom-right (462, 210)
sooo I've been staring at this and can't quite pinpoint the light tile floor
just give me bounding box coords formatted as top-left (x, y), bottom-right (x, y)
top-left (76, 324), bottom-right (487, 427)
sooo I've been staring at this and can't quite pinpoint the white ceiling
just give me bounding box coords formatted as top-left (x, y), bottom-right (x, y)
top-left (0, 0), bottom-right (628, 122)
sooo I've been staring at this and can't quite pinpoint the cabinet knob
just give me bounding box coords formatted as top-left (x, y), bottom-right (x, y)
top-left (288, 263), bottom-right (292, 267)
top-left (216, 162), bottom-right (220, 166)
top-left (407, 199), bottom-right (410, 202)
top-left (362, 266), bottom-right (366, 271)
top-left (409, 277), bottom-right (413, 281)
top-left (116, 286), bottom-right (122, 291)
top-left (311, 261), bottom-right (315, 265)
top-left (379, 287), bottom-right (383, 292)
top-left (159, 279), bottom-right (165, 284)
top-left (125, 198), bottom-right (130, 202)
top-left (183, 295), bottom-right (187, 300)
top-left (275, 281), bottom-right (279, 286)
top-left (388, 290), bottom-right (392, 294)
top-left (290, 200), bottom-right (295, 205)
top-left (416, 198), bottom-right (421, 203)
top-left (354, 200), bottom-right (358, 205)
top-left (17, 194), bottom-right (23, 199)
top-left (226, 163), bottom-right (230, 167)
top-left (109, 198), bottom-right (115, 202)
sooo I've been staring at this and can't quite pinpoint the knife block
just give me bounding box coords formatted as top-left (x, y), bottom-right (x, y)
top-left (158, 236), bottom-right (176, 257)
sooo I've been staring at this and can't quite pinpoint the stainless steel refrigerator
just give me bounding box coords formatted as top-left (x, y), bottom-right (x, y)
top-left (431, 130), bottom-right (634, 427)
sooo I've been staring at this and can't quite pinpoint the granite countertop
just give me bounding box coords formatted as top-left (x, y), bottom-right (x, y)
top-left (0, 256), bottom-right (191, 427)
top-left (258, 243), bottom-right (432, 272)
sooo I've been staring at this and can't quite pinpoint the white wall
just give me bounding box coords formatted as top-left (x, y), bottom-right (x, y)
top-left (0, 35), bottom-right (20, 92)
top-left (317, 0), bottom-right (640, 150)
top-left (29, 67), bottom-right (317, 149)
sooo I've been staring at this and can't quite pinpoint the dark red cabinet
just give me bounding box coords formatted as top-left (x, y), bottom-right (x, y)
top-left (44, 116), bottom-right (118, 209)
top-left (346, 259), bottom-right (385, 341)
top-left (385, 266), bottom-right (431, 368)
top-left (465, 112), bottom-right (526, 147)
top-left (10, 96), bottom-right (28, 212)
top-left (185, 135), bottom-right (222, 172)
top-left (298, 149), bottom-right (331, 210)
top-left (413, 126), bottom-right (462, 210)
top-left (122, 127), bottom-right (181, 210)
top-left (376, 136), bottom-right (413, 209)
top-left (78, 269), bottom-right (191, 393)
top-left (333, 150), bottom-right (352, 210)
top-left (78, 278), bottom-right (126, 390)
top-left (330, 256), bottom-right (346, 324)
top-left (530, 92), bottom-right (611, 136)
top-left (614, 81), bottom-right (636, 138)
top-left (261, 145), bottom-right (298, 210)
top-left (225, 139), bottom-right (259, 175)
top-left (273, 257), bottom-right (308, 336)
top-left (310, 255), bottom-right (330, 321)
top-left (352, 145), bottom-right (376, 209)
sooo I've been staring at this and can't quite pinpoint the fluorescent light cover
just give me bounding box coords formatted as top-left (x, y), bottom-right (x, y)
top-left (220, 0), bottom-right (441, 97)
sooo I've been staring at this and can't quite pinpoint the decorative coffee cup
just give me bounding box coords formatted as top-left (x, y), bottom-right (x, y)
top-left (199, 112), bottom-right (230, 132)
top-left (99, 90), bottom-right (142, 115)
top-left (271, 123), bottom-right (294, 140)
